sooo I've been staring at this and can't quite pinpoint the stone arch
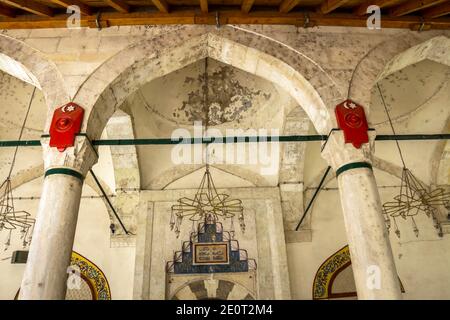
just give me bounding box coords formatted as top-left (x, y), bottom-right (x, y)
top-left (105, 109), bottom-right (140, 191)
top-left (348, 33), bottom-right (449, 114)
top-left (73, 27), bottom-right (339, 141)
top-left (430, 114), bottom-right (450, 186)
top-left (432, 141), bottom-right (450, 187)
top-left (99, 108), bottom-right (263, 192)
top-left (360, 35), bottom-right (450, 185)
top-left (278, 107), bottom-right (310, 231)
top-left (279, 106), bottom-right (310, 184)
top-left (171, 279), bottom-right (255, 300)
top-left (147, 164), bottom-right (271, 190)
top-left (0, 34), bottom-right (69, 116)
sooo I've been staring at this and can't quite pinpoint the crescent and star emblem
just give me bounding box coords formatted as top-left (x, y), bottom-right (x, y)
top-left (61, 104), bottom-right (76, 113)
top-left (343, 101), bottom-right (357, 109)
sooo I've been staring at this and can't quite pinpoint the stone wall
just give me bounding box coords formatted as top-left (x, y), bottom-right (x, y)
top-left (134, 187), bottom-right (291, 300)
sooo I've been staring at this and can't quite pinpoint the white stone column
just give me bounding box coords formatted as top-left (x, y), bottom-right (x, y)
top-left (20, 136), bottom-right (97, 300)
top-left (133, 201), bottom-right (154, 300)
top-left (321, 131), bottom-right (402, 300)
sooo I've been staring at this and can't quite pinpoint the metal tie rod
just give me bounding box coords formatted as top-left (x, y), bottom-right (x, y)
top-left (0, 134), bottom-right (449, 147)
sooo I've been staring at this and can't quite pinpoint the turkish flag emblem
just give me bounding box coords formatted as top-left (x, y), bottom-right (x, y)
top-left (49, 102), bottom-right (84, 152)
top-left (335, 100), bottom-right (369, 149)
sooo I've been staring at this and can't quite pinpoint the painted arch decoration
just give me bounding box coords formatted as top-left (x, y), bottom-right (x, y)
top-left (312, 245), bottom-right (353, 300)
top-left (69, 251), bottom-right (111, 300)
top-left (15, 251), bottom-right (111, 300)
top-left (312, 245), bottom-right (405, 300)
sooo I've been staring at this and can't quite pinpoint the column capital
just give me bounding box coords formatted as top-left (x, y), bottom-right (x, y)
top-left (321, 130), bottom-right (376, 172)
top-left (41, 135), bottom-right (98, 178)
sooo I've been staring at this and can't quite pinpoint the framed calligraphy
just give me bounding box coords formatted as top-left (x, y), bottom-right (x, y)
top-left (193, 242), bottom-right (229, 265)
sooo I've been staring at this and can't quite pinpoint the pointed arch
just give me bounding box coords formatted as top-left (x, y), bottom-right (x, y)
top-left (348, 33), bottom-right (449, 113)
top-left (73, 28), bottom-right (338, 141)
top-left (0, 34), bottom-right (69, 116)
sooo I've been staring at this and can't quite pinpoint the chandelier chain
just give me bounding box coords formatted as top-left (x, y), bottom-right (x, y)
top-left (203, 57), bottom-right (210, 170)
top-left (169, 58), bottom-right (245, 238)
top-left (376, 83), bottom-right (406, 168)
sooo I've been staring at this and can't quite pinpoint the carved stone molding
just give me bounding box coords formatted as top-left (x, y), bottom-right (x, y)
top-left (41, 135), bottom-right (98, 177)
top-left (321, 130), bottom-right (376, 172)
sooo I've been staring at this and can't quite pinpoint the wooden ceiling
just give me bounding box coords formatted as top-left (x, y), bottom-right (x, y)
top-left (0, 0), bottom-right (450, 29)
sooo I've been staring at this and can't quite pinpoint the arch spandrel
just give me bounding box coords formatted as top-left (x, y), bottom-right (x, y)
top-left (74, 28), bottom-right (336, 141)
top-left (0, 34), bottom-right (69, 121)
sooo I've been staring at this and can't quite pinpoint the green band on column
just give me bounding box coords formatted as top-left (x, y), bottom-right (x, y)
top-left (336, 162), bottom-right (372, 177)
top-left (45, 168), bottom-right (84, 180)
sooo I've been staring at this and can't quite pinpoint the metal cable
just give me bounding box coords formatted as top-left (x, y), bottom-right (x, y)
top-left (204, 57), bottom-right (210, 170)
top-left (295, 166), bottom-right (331, 231)
top-left (7, 87), bottom-right (36, 179)
top-left (376, 82), bottom-right (407, 168)
top-left (89, 169), bottom-right (131, 235)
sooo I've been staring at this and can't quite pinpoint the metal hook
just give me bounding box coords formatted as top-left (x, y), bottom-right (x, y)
top-left (304, 12), bottom-right (310, 29)
top-left (95, 11), bottom-right (102, 31)
top-left (418, 17), bottom-right (425, 33)
top-left (216, 11), bottom-right (220, 29)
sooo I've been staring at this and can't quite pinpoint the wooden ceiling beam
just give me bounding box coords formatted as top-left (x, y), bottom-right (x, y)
top-left (151, 0), bottom-right (169, 13)
top-left (354, 0), bottom-right (398, 16)
top-left (319, 0), bottom-right (349, 14)
top-left (200, 0), bottom-right (208, 13)
top-left (0, 0), bottom-right (53, 16)
top-left (0, 3), bottom-right (15, 17)
top-left (241, 0), bottom-right (255, 13)
top-left (422, 2), bottom-right (450, 18)
top-left (104, 0), bottom-right (130, 13)
top-left (1, 11), bottom-right (449, 30)
top-left (279, 0), bottom-right (301, 13)
top-left (390, 0), bottom-right (447, 17)
top-left (50, 0), bottom-right (92, 15)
